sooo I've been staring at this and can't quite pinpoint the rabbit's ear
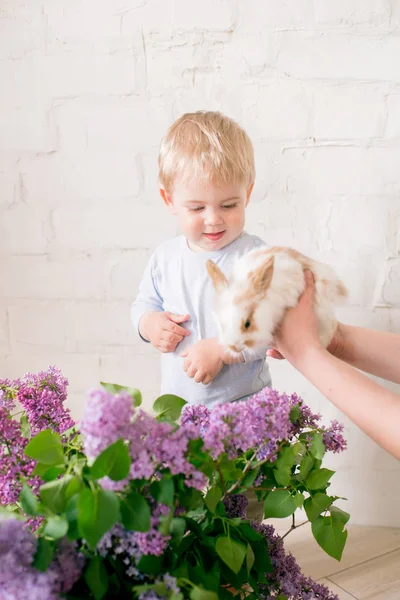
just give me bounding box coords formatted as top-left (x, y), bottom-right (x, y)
top-left (206, 260), bottom-right (228, 292)
top-left (248, 257), bottom-right (274, 296)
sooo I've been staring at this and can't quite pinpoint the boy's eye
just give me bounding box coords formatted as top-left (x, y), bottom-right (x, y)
top-left (188, 206), bottom-right (204, 212)
top-left (244, 319), bottom-right (251, 329)
top-left (222, 203), bottom-right (238, 209)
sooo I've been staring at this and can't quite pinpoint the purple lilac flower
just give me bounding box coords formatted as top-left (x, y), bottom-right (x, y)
top-left (184, 388), bottom-right (293, 462)
top-left (138, 575), bottom-right (181, 600)
top-left (81, 389), bottom-right (135, 458)
top-left (181, 404), bottom-right (210, 434)
top-left (322, 420), bottom-right (347, 453)
top-left (0, 518), bottom-right (55, 599)
top-left (288, 394), bottom-right (347, 455)
top-left (0, 379), bottom-right (17, 412)
top-left (97, 504), bottom-right (171, 573)
top-left (97, 523), bottom-right (142, 575)
top-left (17, 366), bottom-right (74, 436)
top-left (0, 407), bottom-right (39, 505)
top-left (46, 538), bottom-right (85, 594)
top-left (135, 503), bottom-right (171, 556)
top-left (252, 522), bottom-right (339, 600)
top-left (223, 494), bottom-right (248, 519)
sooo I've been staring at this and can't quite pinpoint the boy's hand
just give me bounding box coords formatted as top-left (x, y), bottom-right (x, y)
top-left (180, 338), bottom-right (225, 385)
top-left (139, 311), bottom-right (190, 353)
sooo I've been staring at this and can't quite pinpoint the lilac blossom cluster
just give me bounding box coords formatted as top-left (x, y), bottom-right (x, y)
top-left (97, 516), bottom-right (181, 599)
top-left (0, 518), bottom-right (83, 600)
top-left (0, 367), bottom-right (75, 508)
top-left (97, 504), bottom-right (172, 575)
top-left (81, 389), bottom-right (208, 491)
top-left (0, 406), bottom-right (39, 505)
top-left (182, 388), bottom-right (347, 461)
top-left (252, 523), bottom-right (339, 600)
top-left (16, 366), bottom-right (74, 436)
top-left (288, 393), bottom-right (347, 453)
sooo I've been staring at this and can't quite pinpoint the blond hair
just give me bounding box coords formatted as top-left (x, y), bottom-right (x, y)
top-left (158, 111), bottom-right (255, 192)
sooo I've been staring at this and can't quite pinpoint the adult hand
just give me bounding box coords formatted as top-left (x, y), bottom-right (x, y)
top-left (268, 270), bottom-right (320, 364)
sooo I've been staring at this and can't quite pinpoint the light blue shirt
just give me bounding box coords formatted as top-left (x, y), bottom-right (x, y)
top-left (131, 232), bottom-right (272, 407)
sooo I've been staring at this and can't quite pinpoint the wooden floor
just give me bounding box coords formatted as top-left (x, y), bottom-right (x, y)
top-left (270, 518), bottom-right (400, 599)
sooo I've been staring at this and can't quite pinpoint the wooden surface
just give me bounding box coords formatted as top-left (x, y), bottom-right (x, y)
top-left (269, 518), bottom-right (400, 599)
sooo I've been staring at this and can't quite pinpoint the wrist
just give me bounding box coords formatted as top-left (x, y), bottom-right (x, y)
top-left (286, 342), bottom-right (325, 373)
top-left (138, 311), bottom-right (155, 342)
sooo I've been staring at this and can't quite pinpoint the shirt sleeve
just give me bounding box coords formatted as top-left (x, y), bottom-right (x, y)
top-left (131, 253), bottom-right (163, 342)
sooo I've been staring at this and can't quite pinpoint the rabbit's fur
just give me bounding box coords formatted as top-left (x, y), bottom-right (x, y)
top-left (206, 246), bottom-right (347, 355)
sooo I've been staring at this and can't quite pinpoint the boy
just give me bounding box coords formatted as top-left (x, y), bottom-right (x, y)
top-left (131, 111), bottom-right (271, 409)
top-left (131, 111), bottom-right (270, 521)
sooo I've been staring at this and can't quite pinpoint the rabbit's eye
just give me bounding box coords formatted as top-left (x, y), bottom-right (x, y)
top-left (244, 319), bottom-right (251, 329)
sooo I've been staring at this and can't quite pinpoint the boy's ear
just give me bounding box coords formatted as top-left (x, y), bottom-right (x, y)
top-left (159, 187), bottom-right (177, 214)
top-left (245, 183), bottom-right (254, 206)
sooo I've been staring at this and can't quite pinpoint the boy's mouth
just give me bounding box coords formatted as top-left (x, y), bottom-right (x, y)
top-left (204, 231), bottom-right (225, 242)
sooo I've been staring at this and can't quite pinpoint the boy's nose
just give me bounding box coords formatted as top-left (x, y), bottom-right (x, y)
top-left (204, 209), bottom-right (223, 226)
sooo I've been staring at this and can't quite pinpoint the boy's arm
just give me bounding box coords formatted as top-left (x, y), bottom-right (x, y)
top-left (131, 254), bottom-right (163, 342)
top-left (131, 254), bottom-right (190, 352)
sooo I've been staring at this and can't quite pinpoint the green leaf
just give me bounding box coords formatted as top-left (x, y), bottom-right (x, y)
top-left (293, 492), bottom-right (304, 508)
top-left (66, 494), bottom-right (80, 541)
top-left (20, 483), bottom-right (40, 516)
top-left (240, 469), bottom-right (259, 488)
top-left (275, 445), bottom-right (296, 468)
top-left (153, 394), bottom-right (187, 420)
top-left (78, 487), bottom-right (119, 549)
top-left (190, 588), bottom-right (219, 600)
top-left (246, 543), bottom-right (255, 573)
top-left (84, 556), bottom-right (109, 600)
top-left (90, 439), bottom-right (131, 481)
top-left (205, 486), bottom-right (223, 513)
top-left (170, 517), bottom-right (186, 548)
top-left (40, 475), bottom-right (73, 513)
top-left (43, 515), bottom-right (69, 539)
top-left (273, 465), bottom-right (291, 487)
top-left (289, 404), bottom-right (301, 423)
top-left (20, 414), bottom-right (31, 438)
top-left (310, 433), bottom-right (325, 460)
top-left (150, 478), bottom-right (175, 507)
top-left (251, 540), bottom-right (273, 573)
top-left (306, 468), bottom-right (335, 491)
top-left (330, 506), bottom-right (350, 525)
top-left (312, 515), bottom-right (348, 560)
top-left (264, 490), bottom-right (296, 519)
top-left (137, 553), bottom-right (163, 575)
top-left (65, 476), bottom-right (83, 501)
top-left (215, 536), bottom-right (246, 574)
top-left (100, 381), bottom-right (142, 406)
top-left (24, 429), bottom-right (64, 465)
top-left (299, 455), bottom-right (314, 480)
top-left (32, 538), bottom-right (54, 572)
top-left (120, 492), bottom-right (151, 532)
top-left (304, 493), bottom-right (333, 522)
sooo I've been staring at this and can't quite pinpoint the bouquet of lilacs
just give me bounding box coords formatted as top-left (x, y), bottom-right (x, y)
top-left (0, 367), bottom-right (349, 600)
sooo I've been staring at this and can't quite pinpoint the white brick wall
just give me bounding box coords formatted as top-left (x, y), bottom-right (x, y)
top-left (1, 0), bottom-right (399, 526)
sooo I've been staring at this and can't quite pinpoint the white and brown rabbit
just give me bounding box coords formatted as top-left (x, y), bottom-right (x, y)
top-left (206, 246), bottom-right (347, 355)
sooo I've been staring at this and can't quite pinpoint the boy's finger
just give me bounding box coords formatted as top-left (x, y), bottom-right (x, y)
top-left (180, 350), bottom-right (189, 358)
top-left (167, 312), bottom-right (190, 324)
top-left (169, 322), bottom-right (190, 336)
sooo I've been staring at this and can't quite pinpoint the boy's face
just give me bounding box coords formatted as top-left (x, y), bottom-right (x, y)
top-left (160, 177), bottom-right (253, 252)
